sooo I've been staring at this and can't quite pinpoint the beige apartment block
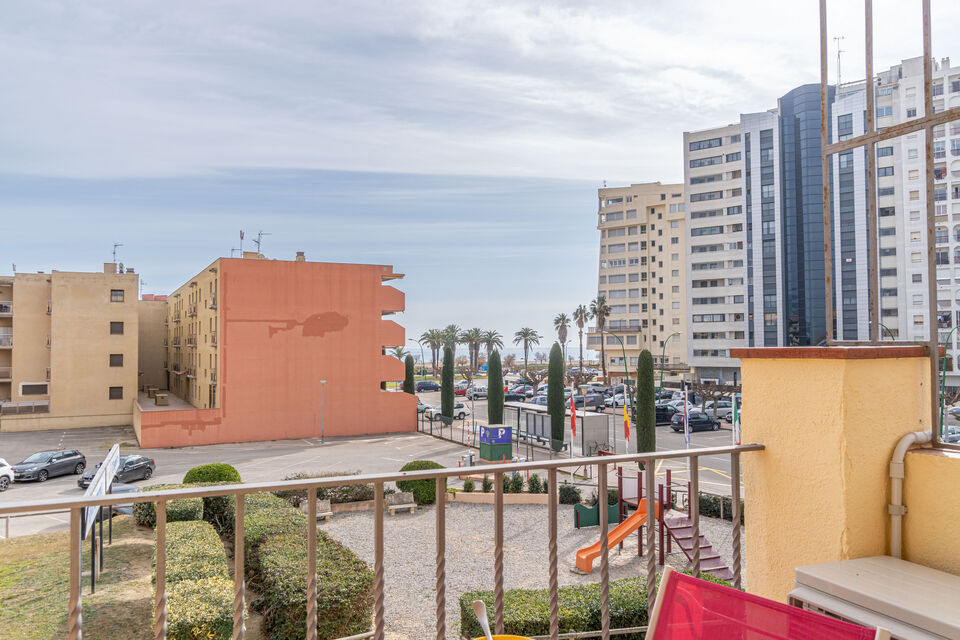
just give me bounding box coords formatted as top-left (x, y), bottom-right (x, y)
top-left (138, 295), bottom-right (168, 391)
top-left (587, 182), bottom-right (688, 385)
top-left (166, 259), bottom-right (221, 409)
top-left (0, 264), bottom-right (140, 431)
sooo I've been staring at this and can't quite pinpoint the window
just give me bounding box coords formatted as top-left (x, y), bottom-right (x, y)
top-left (109, 354), bottom-right (123, 367)
top-left (879, 227), bottom-right (896, 237)
top-left (727, 205), bottom-right (742, 215)
top-left (109, 386), bottom-right (124, 400)
top-left (670, 220), bottom-right (679, 228)
top-left (730, 134), bottom-right (741, 143)
top-left (690, 191), bottom-right (723, 202)
top-left (877, 146), bottom-right (893, 157)
top-left (690, 137), bottom-right (722, 151)
top-left (906, 108), bottom-right (917, 118)
top-left (671, 270), bottom-right (679, 277)
top-left (761, 184), bottom-right (775, 199)
top-left (879, 206), bottom-right (895, 217)
top-left (671, 237), bottom-right (679, 244)
top-left (912, 252), bottom-right (922, 263)
top-left (878, 187), bottom-right (895, 197)
top-left (689, 155), bottom-right (722, 168)
top-left (913, 273), bottom-right (923, 283)
top-left (877, 106), bottom-right (893, 117)
top-left (908, 148), bottom-right (918, 159)
top-left (110, 289), bottom-right (124, 302)
top-left (725, 152), bottom-right (741, 162)
top-left (877, 167), bottom-right (894, 177)
top-left (837, 113), bottom-right (853, 139)
top-left (21, 383), bottom-right (48, 395)
top-left (690, 174), bottom-right (723, 185)
top-left (691, 209), bottom-right (722, 219)
top-left (691, 225), bottom-right (723, 237)
top-left (110, 321), bottom-right (124, 335)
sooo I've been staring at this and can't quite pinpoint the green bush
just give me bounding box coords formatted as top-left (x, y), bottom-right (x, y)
top-left (460, 571), bottom-right (731, 639)
top-left (481, 475), bottom-right (492, 493)
top-left (502, 473), bottom-right (512, 494)
top-left (462, 478), bottom-right (475, 492)
top-left (183, 463), bottom-right (242, 484)
top-left (509, 473), bottom-right (525, 494)
top-left (558, 484), bottom-right (581, 505)
top-left (133, 484), bottom-right (203, 528)
top-left (698, 493), bottom-right (745, 524)
top-left (156, 520), bottom-right (234, 640)
top-left (403, 355), bottom-right (416, 394)
top-left (396, 460), bottom-right (444, 504)
top-left (274, 471), bottom-right (375, 508)
top-left (243, 493), bottom-right (308, 582)
top-left (183, 465), bottom-right (242, 534)
top-left (587, 488), bottom-right (619, 507)
top-left (527, 474), bottom-right (543, 494)
top-left (487, 351), bottom-right (504, 424)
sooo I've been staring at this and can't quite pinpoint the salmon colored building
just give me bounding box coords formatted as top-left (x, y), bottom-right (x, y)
top-left (135, 253), bottom-right (415, 447)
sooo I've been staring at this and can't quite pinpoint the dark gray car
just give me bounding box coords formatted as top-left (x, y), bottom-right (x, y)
top-left (12, 450), bottom-right (86, 482)
top-left (78, 455), bottom-right (155, 488)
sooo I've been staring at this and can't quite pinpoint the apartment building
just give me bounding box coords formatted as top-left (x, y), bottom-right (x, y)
top-left (0, 265), bottom-right (140, 430)
top-left (166, 260), bottom-right (221, 409)
top-left (588, 183), bottom-right (687, 385)
top-left (683, 124), bottom-right (746, 383)
top-left (829, 56), bottom-right (960, 384)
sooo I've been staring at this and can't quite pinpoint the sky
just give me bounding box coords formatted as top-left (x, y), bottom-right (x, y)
top-left (2, 1), bottom-right (958, 351)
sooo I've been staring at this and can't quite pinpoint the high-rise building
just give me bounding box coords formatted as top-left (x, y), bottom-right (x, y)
top-left (682, 125), bottom-right (746, 383)
top-left (0, 265), bottom-right (140, 430)
top-left (588, 183), bottom-right (687, 384)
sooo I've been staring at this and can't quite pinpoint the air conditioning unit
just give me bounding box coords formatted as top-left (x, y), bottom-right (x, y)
top-left (789, 556), bottom-right (960, 639)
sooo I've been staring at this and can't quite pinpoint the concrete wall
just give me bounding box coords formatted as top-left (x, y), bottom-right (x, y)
top-left (140, 257), bottom-right (415, 447)
top-left (902, 448), bottom-right (960, 576)
top-left (10, 274), bottom-right (51, 402)
top-left (734, 346), bottom-right (933, 602)
top-left (138, 299), bottom-right (168, 391)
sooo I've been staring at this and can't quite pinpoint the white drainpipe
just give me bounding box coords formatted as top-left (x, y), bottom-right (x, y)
top-left (889, 430), bottom-right (932, 558)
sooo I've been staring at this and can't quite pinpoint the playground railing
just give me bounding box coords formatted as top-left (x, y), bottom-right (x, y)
top-left (0, 443), bottom-right (763, 640)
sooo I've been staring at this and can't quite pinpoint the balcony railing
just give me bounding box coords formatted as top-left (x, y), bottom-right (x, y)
top-left (0, 444), bottom-right (762, 640)
top-left (172, 341), bottom-right (181, 349)
top-left (0, 400), bottom-right (49, 414)
top-left (0, 366), bottom-right (10, 380)
top-left (187, 305), bottom-right (197, 318)
top-left (210, 332), bottom-right (218, 347)
top-left (0, 302), bottom-right (12, 316)
top-left (0, 335), bottom-right (11, 348)
top-left (186, 339), bottom-right (196, 348)
top-left (210, 369), bottom-right (217, 383)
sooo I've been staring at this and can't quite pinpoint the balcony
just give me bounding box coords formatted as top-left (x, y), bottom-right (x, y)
top-left (187, 305), bottom-right (197, 318)
top-left (0, 302), bottom-right (11, 317)
top-left (0, 366), bottom-right (10, 381)
top-left (209, 301), bottom-right (217, 310)
top-left (210, 369), bottom-right (217, 383)
top-left (210, 332), bottom-right (217, 347)
top-left (172, 316), bottom-right (181, 323)
top-left (162, 340), bottom-right (169, 349)
top-left (0, 400), bottom-right (49, 414)
top-left (0, 334), bottom-right (10, 348)
top-left (172, 341), bottom-right (181, 349)
top-left (186, 339), bottom-right (196, 349)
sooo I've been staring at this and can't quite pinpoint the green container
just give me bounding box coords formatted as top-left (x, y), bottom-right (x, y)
top-left (479, 426), bottom-right (512, 462)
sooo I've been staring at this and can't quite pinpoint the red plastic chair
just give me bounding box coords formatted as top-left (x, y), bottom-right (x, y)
top-left (646, 566), bottom-right (891, 640)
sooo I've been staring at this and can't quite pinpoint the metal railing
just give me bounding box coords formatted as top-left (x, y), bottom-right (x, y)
top-left (0, 302), bottom-right (12, 315)
top-left (0, 400), bottom-right (50, 414)
top-left (0, 445), bottom-right (762, 640)
top-left (0, 366), bottom-right (10, 379)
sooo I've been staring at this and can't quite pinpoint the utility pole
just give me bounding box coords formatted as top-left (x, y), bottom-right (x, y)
top-left (833, 35), bottom-right (845, 88)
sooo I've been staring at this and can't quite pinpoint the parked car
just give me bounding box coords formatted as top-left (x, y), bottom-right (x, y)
top-left (108, 483), bottom-right (140, 515)
top-left (604, 394), bottom-right (628, 408)
top-left (509, 383), bottom-right (535, 397)
top-left (611, 383), bottom-right (635, 396)
top-left (671, 411), bottom-right (721, 433)
top-left (12, 450), bottom-right (86, 482)
top-left (415, 381), bottom-right (440, 392)
top-left (0, 458), bottom-right (13, 491)
top-left (424, 402), bottom-right (471, 420)
top-left (655, 403), bottom-right (678, 425)
top-left (454, 381), bottom-right (470, 396)
top-left (530, 395), bottom-right (549, 406)
top-left (668, 400), bottom-right (696, 413)
top-left (418, 400), bottom-right (428, 413)
top-left (504, 391), bottom-right (527, 402)
top-left (705, 399), bottom-right (734, 420)
top-left (584, 382), bottom-right (609, 395)
top-left (581, 393), bottom-right (607, 411)
top-left (466, 386), bottom-right (487, 400)
top-left (945, 426), bottom-right (960, 444)
top-left (78, 455), bottom-right (156, 488)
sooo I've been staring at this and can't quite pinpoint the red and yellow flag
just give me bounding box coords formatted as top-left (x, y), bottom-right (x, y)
top-left (623, 401), bottom-right (630, 441)
top-left (570, 391), bottom-right (577, 438)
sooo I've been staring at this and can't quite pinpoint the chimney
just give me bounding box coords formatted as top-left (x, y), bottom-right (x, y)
top-left (104, 262), bottom-right (116, 274)
top-left (295, 251), bottom-right (305, 262)
top-left (126, 267), bottom-right (135, 274)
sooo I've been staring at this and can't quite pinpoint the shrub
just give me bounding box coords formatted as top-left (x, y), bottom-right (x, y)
top-left (547, 343), bottom-right (565, 452)
top-left (587, 488), bottom-right (619, 507)
top-left (462, 478), bottom-right (475, 492)
top-left (396, 460), bottom-right (444, 504)
top-left (183, 464), bottom-right (242, 534)
top-left (403, 355), bottom-right (416, 394)
top-left (558, 484), bottom-right (581, 505)
top-left (183, 463), bottom-right (241, 484)
top-left (509, 473), bottom-right (525, 494)
top-left (527, 474), bottom-right (543, 494)
top-left (698, 493), bottom-right (745, 524)
top-left (635, 350), bottom-right (656, 459)
top-left (441, 347), bottom-right (454, 418)
top-left (542, 478), bottom-right (548, 495)
top-left (501, 473), bottom-right (512, 494)
top-left (487, 351), bottom-right (504, 424)
top-left (157, 520), bottom-right (234, 640)
top-left (243, 493), bottom-right (308, 583)
top-left (274, 471), bottom-right (375, 508)
top-left (481, 475), bottom-right (492, 493)
top-left (134, 484), bottom-right (203, 528)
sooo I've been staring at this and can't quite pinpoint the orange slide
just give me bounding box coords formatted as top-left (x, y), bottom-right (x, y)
top-left (575, 499), bottom-right (661, 573)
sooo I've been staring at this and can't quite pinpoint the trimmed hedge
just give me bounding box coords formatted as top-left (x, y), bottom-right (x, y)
top-left (134, 484), bottom-right (204, 528)
top-left (155, 520), bottom-right (234, 640)
top-left (699, 493), bottom-right (745, 524)
top-left (243, 492), bottom-right (373, 640)
top-left (273, 470), bottom-right (375, 508)
top-left (183, 464), bottom-right (241, 535)
top-left (460, 572), bottom-right (731, 639)
top-left (396, 460), bottom-right (444, 504)
top-left (558, 484), bottom-right (581, 505)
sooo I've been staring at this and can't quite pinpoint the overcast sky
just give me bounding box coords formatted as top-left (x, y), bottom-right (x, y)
top-left (3, 1), bottom-right (958, 350)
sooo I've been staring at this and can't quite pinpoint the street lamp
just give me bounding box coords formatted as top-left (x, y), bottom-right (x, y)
top-left (409, 338), bottom-right (425, 376)
top-left (659, 332), bottom-right (681, 399)
top-left (320, 379), bottom-right (327, 444)
top-left (602, 330), bottom-right (632, 452)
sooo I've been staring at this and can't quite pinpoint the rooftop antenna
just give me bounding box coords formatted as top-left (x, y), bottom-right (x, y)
top-left (11, 263), bottom-right (15, 273)
top-left (139, 279), bottom-right (147, 297)
top-left (112, 243), bottom-right (124, 264)
top-left (253, 230), bottom-right (271, 256)
top-left (833, 35), bottom-right (845, 88)
top-left (239, 230), bottom-right (245, 255)
top-left (230, 247), bottom-right (239, 258)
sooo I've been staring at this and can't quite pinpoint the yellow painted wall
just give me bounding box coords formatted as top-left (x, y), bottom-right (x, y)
top-left (166, 260), bottom-right (219, 409)
top-left (10, 274), bottom-right (51, 401)
top-left (902, 448), bottom-right (960, 576)
top-left (740, 354), bottom-right (931, 602)
top-left (138, 300), bottom-right (168, 390)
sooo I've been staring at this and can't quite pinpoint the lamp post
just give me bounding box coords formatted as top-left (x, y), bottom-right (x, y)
top-left (320, 379), bottom-right (327, 444)
top-left (409, 338), bottom-right (425, 376)
top-left (602, 330), bottom-right (631, 452)
top-left (878, 323), bottom-right (896, 341)
top-left (659, 332), bottom-right (680, 399)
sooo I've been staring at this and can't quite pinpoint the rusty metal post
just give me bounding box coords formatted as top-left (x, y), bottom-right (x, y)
top-left (731, 452), bottom-right (743, 590)
top-left (494, 472), bottom-right (505, 635)
top-left (598, 462), bottom-right (610, 640)
top-left (68, 507), bottom-right (82, 640)
top-left (154, 500), bottom-right (167, 640)
top-left (922, 0), bottom-right (940, 445)
top-left (690, 455), bottom-right (701, 576)
top-left (658, 483), bottom-right (665, 566)
top-left (864, 0), bottom-right (880, 344)
top-left (665, 468), bottom-right (672, 553)
top-left (374, 482), bottom-right (385, 640)
top-left (548, 468), bottom-right (559, 640)
top-left (820, 0), bottom-right (835, 344)
top-left (435, 477), bottom-right (447, 640)
top-left (234, 493), bottom-right (246, 640)
top-left (645, 461), bottom-right (657, 610)
top-left (307, 488), bottom-right (317, 640)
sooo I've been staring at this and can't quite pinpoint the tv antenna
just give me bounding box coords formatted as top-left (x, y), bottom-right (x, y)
top-left (833, 35), bottom-right (845, 88)
top-left (253, 231), bottom-right (271, 256)
top-left (112, 243), bottom-right (124, 264)
top-left (239, 230), bottom-right (245, 255)
top-left (230, 247), bottom-right (239, 258)
top-left (139, 280), bottom-right (147, 296)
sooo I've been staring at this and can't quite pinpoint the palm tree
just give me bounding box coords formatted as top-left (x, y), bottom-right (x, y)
top-left (420, 329), bottom-right (443, 378)
top-left (513, 327), bottom-right (542, 384)
top-left (481, 329), bottom-right (504, 360)
top-left (441, 324), bottom-right (461, 352)
top-left (590, 296), bottom-right (611, 382)
top-left (554, 313), bottom-right (570, 362)
top-left (390, 346), bottom-right (410, 360)
top-left (461, 327), bottom-right (484, 371)
top-left (573, 304), bottom-right (589, 376)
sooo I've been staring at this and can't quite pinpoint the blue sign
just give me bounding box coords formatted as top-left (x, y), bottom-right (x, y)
top-left (480, 426), bottom-right (511, 444)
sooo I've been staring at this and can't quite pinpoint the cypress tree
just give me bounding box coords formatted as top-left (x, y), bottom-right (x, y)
top-left (547, 342), bottom-right (565, 452)
top-left (441, 346), bottom-right (454, 419)
top-left (403, 355), bottom-right (415, 394)
top-left (487, 350), bottom-right (504, 424)
top-left (635, 349), bottom-right (656, 457)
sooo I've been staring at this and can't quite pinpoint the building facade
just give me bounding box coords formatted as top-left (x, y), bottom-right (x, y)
top-left (588, 183), bottom-right (688, 385)
top-left (0, 265), bottom-right (140, 431)
top-left (683, 124), bottom-right (747, 383)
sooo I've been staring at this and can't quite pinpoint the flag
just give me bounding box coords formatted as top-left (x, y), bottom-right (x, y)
top-left (623, 400), bottom-right (630, 441)
top-left (570, 391), bottom-right (577, 438)
top-left (732, 395), bottom-right (741, 445)
top-left (682, 380), bottom-right (690, 447)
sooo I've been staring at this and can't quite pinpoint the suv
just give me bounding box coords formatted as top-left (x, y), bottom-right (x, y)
top-left (580, 393), bottom-right (606, 411)
top-left (466, 386), bottom-right (487, 400)
top-left (671, 411), bottom-right (720, 433)
top-left (0, 458), bottom-right (13, 491)
top-left (655, 403), bottom-right (678, 425)
top-left (12, 450), bottom-right (86, 482)
top-left (415, 381), bottom-right (441, 392)
top-left (424, 402), bottom-right (471, 420)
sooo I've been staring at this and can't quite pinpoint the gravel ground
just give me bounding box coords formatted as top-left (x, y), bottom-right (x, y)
top-left (319, 502), bottom-right (744, 639)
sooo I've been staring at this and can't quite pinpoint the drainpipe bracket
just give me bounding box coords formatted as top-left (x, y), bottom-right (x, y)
top-left (888, 504), bottom-right (908, 516)
top-left (889, 461), bottom-right (905, 479)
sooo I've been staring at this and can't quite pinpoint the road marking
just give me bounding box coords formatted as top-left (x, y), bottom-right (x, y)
top-left (302, 439), bottom-right (315, 446)
top-left (383, 457), bottom-right (403, 462)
